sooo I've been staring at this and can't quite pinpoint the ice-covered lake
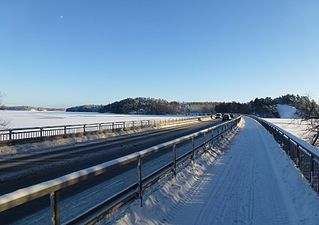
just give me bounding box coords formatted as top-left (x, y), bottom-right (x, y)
top-left (0, 110), bottom-right (190, 129)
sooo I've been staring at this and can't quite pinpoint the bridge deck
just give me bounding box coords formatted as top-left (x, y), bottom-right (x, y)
top-left (111, 117), bottom-right (319, 225)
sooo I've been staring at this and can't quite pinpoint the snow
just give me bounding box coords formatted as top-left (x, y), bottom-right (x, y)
top-left (105, 117), bottom-right (319, 225)
top-left (265, 118), bottom-right (313, 143)
top-left (6, 119), bottom-right (232, 225)
top-left (277, 104), bottom-right (298, 119)
top-left (0, 110), bottom-right (190, 129)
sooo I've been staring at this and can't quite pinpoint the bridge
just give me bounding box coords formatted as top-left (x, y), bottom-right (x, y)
top-left (0, 116), bottom-right (318, 225)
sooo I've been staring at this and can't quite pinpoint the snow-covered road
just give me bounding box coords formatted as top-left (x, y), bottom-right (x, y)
top-left (110, 117), bottom-right (319, 225)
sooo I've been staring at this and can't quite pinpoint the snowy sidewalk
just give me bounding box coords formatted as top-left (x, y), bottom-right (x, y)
top-left (108, 117), bottom-right (319, 225)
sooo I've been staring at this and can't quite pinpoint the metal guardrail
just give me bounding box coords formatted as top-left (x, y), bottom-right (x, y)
top-left (0, 117), bottom-right (241, 225)
top-left (0, 116), bottom-right (208, 143)
top-left (252, 116), bottom-right (319, 193)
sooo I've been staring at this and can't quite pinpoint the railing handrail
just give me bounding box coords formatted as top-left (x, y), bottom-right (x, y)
top-left (0, 117), bottom-right (239, 213)
top-left (252, 116), bottom-right (319, 159)
top-left (0, 116), bottom-right (213, 143)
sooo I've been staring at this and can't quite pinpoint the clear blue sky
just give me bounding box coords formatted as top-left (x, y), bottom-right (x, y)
top-left (1, 0), bottom-right (319, 107)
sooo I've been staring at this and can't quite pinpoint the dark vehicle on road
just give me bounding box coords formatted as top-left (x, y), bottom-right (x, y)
top-left (215, 113), bottom-right (222, 119)
top-left (222, 113), bottom-right (231, 121)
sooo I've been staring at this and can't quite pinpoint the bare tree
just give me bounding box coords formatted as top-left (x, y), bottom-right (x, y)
top-left (297, 96), bottom-right (319, 146)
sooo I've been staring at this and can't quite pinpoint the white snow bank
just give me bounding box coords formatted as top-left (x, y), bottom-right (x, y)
top-left (277, 104), bottom-right (298, 119)
top-left (102, 117), bottom-right (319, 225)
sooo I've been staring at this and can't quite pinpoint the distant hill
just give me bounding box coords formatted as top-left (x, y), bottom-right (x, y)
top-left (66, 94), bottom-right (318, 118)
top-left (276, 104), bottom-right (299, 118)
top-left (66, 98), bottom-right (218, 115)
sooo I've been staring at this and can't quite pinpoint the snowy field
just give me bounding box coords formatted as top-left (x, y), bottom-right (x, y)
top-left (105, 117), bottom-right (319, 225)
top-left (265, 118), bottom-right (314, 143)
top-left (0, 111), bottom-right (191, 129)
top-left (266, 104), bottom-right (315, 144)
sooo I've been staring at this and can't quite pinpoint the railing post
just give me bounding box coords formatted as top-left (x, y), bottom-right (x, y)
top-left (50, 191), bottom-right (61, 225)
top-left (191, 137), bottom-right (195, 162)
top-left (40, 128), bottom-right (43, 138)
top-left (286, 138), bottom-right (290, 155)
top-left (64, 126), bottom-right (67, 135)
top-left (137, 157), bottom-right (143, 207)
top-left (123, 122), bottom-right (126, 130)
top-left (98, 123), bottom-right (101, 131)
top-left (310, 156), bottom-right (315, 187)
top-left (9, 130), bottom-right (12, 140)
top-left (296, 144), bottom-right (300, 168)
top-left (112, 122), bottom-right (115, 132)
top-left (83, 124), bottom-right (86, 134)
top-left (173, 144), bottom-right (177, 176)
top-left (211, 129), bottom-right (215, 142)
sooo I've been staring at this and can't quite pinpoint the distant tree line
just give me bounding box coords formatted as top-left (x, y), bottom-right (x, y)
top-left (0, 106), bottom-right (64, 111)
top-left (67, 97), bottom-right (218, 115)
top-left (66, 94), bottom-right (319, 118)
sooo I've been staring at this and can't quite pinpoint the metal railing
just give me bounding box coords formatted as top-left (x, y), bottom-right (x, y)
top-left (0, 116), bottom-right (208, 143)
top-left (253, 116), bottom-right (319, 193)
top-left (0, 117), bottom-right (241, 225)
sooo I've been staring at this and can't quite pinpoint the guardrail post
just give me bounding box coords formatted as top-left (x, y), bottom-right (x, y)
top-left (98, 123), bottom-right (101, 131)
top-left (191, 137), bottom-right (195, 162)
top-left (112, 122), bottom-right (115, 132)
top-left (40, 128), bottom-right (43, 138)
top-left (296, 144), bottom-right (300, 168)
top-left (173, 144), bottom-right (177, 176)
top-left (284, 137), bottom-right (291, 156)
top-left (137, 157), bottom-right (143, 207)
top-left (123, 122), bottom-right (126, 130)
top-left (9, 130), bottom-right (12, 140)
top-left (50, 191), bottom-right (61, 225)
top-left (83, 125), bottom-right (86, 134)
top-left (311, 156), bottom-right (315, 187)
top-left (64, 126), bottom-right (67, 135)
